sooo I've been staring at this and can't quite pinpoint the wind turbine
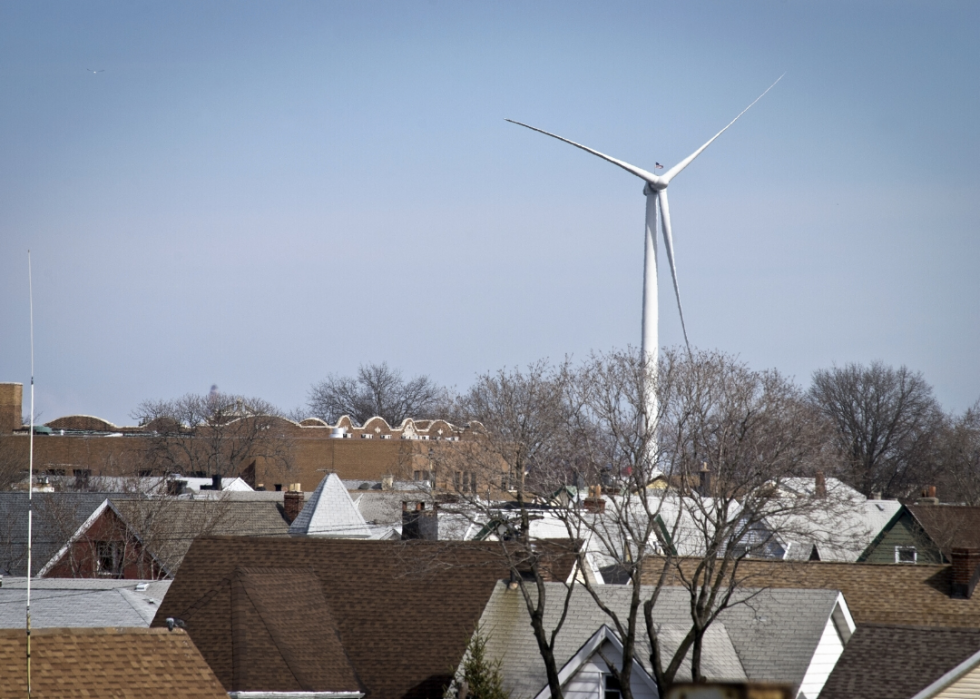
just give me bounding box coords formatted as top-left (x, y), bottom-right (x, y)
top-left (507, 76), bottom-right (782, 455)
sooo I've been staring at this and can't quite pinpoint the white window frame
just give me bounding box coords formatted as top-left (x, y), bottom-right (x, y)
top-left (895, 545), bottom-right (917, 564)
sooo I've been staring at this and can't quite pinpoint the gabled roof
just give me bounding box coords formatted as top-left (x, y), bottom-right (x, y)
top-left (531, 625), bottom-right (657, 699)
top-left (152, 537), bottom-right (523, 699)
top-left (289, 473), bottom-right (372, 538)
top-left (819, 624), bottom-right (980, 699)
top-left (475, 582), bottom-right (849, 697)
top-left (0, 577), bottom-right (170, 628)
top-left (907, 504), bottom-right (980, 560)
top-left (0, 492), bottom-right (121, 576)
top-left (0, 627), bottom-right (228, 699)
top-left (772, 498), bottom-right (902, 562)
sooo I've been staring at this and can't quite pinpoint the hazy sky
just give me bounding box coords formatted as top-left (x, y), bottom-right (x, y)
top-left (1, 1), bottom-right (977, 426)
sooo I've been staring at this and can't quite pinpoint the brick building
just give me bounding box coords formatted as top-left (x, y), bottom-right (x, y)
top-left (0, 382), bottom-right (505, 495)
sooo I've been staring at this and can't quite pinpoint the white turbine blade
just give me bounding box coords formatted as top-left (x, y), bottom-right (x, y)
top-left (658, 190), bottom-right (690, 351)
top-left (506, 119), bottom-right (664, 186)
top-left (662, 74), bottom-right (784, 184)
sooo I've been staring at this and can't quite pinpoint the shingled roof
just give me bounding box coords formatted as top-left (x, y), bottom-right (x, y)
top-left (0, 578), bottom-right (170, 628)
top-left (0, 492), bottom-right (115, 576)
top-left (113, 498), bottom-right (290, 575)
top-left (819, 624), bottom-right (980, 699)
top-left (152, 536), bottom-right (547, 699)
top-left (0, 627), bottom-right (227, 699)
top-left (640, 558), bottom-right (980, 628)
top-left (477, 583), bottom-right (851, 698)
top-left (907, 504), bottom-right (980, 560)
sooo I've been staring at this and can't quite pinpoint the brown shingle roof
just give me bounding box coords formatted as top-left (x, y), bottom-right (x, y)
top-left (908, 505), bottom-right (980, 560)
top-left (233, 567), bottom-right (362, 692)
top-left (818, 624), bottom-right (980, 699)
top-left (640, 558), bottom-right (980, 628)
top-left (0, 627), bottom-right (227, 699)
top-left (153, 537), bottom-right (544, 699)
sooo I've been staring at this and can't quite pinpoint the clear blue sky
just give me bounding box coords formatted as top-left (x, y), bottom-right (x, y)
top-left (1, 1), bottom-right (977, 425)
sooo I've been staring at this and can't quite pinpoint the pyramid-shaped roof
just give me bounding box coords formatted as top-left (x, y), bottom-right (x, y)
top-left (288, 473), bottom-right (372, 538)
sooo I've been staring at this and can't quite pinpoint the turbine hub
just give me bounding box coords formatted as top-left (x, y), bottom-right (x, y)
top-left (643, 181), bottom-right (666, 196)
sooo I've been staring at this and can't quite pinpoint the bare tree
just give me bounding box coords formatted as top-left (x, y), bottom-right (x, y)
top-left (935, 399), bottom-right (980, 505)
top-left (131, 391), bottom-right (293, 479)
top-left (433, 359), bottom-right (583, 699)
top-left (444, 348), bottom-right (847, 697)
top-left (808, 361), bottom-right (944, 498)
top-left (307, 362), bottom-right (447, 426)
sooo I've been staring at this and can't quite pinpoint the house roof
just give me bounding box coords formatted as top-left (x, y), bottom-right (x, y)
top-left (289, 473), bottom-right (372, 538)
top-left (907, 505), bottom-right (980, 560)
top-left (231, 567), bottom-right (363, 693)
top-left (476, 582), bottom-right (848, 697)
top-left (112, 498), bottom-right (290, 575)
top-left (818, 624), bottom-right (980, 699)
top-left (0, 627), bottom-right (228, 699)
top-left (640, 558), bottom-right (980, 628)
top-left (152, 536), bottom-right (539, 699)
top-left (0, 578), bottom-right (171, 628)
top-left (772, 497), bottom-right (902, 562)
top-left (0, 492), bottom-right (120, 576)
top-left (476, 582), bottom-right (744, 699)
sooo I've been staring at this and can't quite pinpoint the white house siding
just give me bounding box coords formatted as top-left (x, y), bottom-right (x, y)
top-left (564, 668), bottom-right (602, 699)
top-left (797, 617), bottom-right (844, 699)
top-left (934, 663), bottom-right (980, 698)
top-left (565, 646), bottom-right (658, 699)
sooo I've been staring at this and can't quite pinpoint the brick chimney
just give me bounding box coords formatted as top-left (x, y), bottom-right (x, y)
top-left (0, 383), bottom-right (23, 434)
top-left (951, 548), bottom-right (980, 599)
top-left (583, 484), bottom-right (605, 513)
top-left (916, 485), bottom-right (939, 506)
top-left (815, 471), bottom-right (827, 498)
top-left (283, 485), bottom-right (305, 524)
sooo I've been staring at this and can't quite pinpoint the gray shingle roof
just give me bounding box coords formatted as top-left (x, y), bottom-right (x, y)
top-left (819, 624), bottom-right (980, 699)
top-left (0, 492), bottom-right (117, 576)
top-left (476, 583), bottom-right (846, 698)
top-left (289, 473), bottom-right (372, 538)
top-left (0, 577), bottom-right (171, 628)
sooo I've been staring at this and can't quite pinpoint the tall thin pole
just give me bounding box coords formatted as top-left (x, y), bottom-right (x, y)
top-left (26, 250), bottom-right (34, 698)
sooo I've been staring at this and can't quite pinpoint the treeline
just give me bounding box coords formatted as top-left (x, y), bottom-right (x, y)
top-left (306, 355), bottom-right (980, 504)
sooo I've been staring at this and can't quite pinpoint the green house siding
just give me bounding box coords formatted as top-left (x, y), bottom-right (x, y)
top-left (859, 509), bottom-right (945, 564)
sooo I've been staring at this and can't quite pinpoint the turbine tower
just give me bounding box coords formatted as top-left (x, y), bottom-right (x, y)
top-left (507, 76), bottom-right (782, 462)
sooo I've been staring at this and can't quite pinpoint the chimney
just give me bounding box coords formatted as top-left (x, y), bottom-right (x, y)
top-left (381, 475), bottom-right (394, 491)
top-left (211, 474), bottom-right (223, 491)
top-left (0, 383), bottom-right (23, 434)
top-left (951, 548), bottom-right (980, 599)
top-left (916, 486), bottom-right (939, 506)
top-left (583, 496), bottom-right (605, 514)
top-left (166, 479), bottom-right (187, 496)
top-left (815, 471), bottom-right (827, 498)
top-left (698, 463), bottom-right (712, 497)
top-left (402, 501), bottom-right (439, 540)
top-left (283, 485), bottom-right (305, 524)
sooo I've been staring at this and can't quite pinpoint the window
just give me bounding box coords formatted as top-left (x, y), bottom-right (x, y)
top-left (96, 541), bottom-right (123, 577)
top-left (603, 674), bottom-right (622, 699)
top-left (895, 545), bottom-right (917, 564)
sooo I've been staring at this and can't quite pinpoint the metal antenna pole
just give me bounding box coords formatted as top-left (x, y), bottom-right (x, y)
top-left (26, 250), bottom-right (34, 698)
